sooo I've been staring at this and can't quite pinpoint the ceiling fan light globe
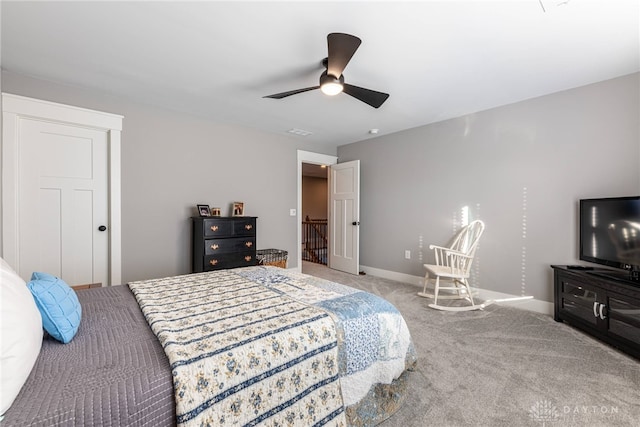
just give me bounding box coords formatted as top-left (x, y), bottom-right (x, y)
top-left (319, 71), bottom-right (344, 96)
top-left (321, 82), bottom-right (343, 96)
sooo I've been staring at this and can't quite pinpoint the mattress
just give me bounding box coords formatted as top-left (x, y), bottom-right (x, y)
top-left (3, 267), bottom-right (416, 426)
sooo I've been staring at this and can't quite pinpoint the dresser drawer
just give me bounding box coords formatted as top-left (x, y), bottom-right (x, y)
top-left (205, 237), bottom-right (255, 255)
top-left (204, 252), bottom-right (257, 270)
top-left (233, 218), bottom-right (256, 236)
top-left (203, 219), bottom-right (234, 237)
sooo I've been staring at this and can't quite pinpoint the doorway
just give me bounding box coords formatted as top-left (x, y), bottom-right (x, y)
top-left (301, 163), bottom-right (328, 265)
top-left (296, 151), bottom-right (337, 272)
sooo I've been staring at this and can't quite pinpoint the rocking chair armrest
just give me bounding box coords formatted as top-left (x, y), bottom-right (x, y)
top-left (443, 249), bottom-right (473, 259)
top-left (428, 244), bottom-right (450, 251)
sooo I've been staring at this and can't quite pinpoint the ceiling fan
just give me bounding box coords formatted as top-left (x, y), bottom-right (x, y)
top-left (263, 33), bottom-right (390, 109)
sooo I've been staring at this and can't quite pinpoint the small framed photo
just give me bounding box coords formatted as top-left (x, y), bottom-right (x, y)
top-left (232, 202), bottom-right (244, 217)
top-left (197, 204), bottom-right (211, 217)
top-left (210, 207), bottom-right (221, 217)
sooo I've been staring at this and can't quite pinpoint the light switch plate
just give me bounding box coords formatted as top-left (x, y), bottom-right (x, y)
top-left (290, 209), bottom-right (296, 216)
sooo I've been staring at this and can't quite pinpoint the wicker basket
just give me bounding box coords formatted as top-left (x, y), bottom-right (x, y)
top-left (256, 249), bottom-right (288, 268)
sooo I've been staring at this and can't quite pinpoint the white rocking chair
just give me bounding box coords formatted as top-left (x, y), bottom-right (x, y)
top-left (418, 220), bottom-right (485, 311)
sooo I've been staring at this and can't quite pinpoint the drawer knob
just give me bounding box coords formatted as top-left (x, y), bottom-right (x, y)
top-left (245, 241), bottom-right (253, 248)
top-left (210, 244), bottom-right (220, 250)
top-left (210, 225), bottom-right (219, 232)
top-left (245, 224), bottom-right (253, 230)
top-left (209, 259), bottom-right (218, 266)
top-left (245, 255), bottom-right (252, 262)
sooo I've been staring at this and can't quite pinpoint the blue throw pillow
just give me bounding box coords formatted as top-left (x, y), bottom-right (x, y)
top-left (27, 272), bottom-right (81, 344)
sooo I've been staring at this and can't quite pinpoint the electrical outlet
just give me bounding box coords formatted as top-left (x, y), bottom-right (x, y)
top-left (405, 250), bottom-right (411, 259)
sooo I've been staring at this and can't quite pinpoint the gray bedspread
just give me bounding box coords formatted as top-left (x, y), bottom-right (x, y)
top-left (2, 285), bottom-right (176, 426)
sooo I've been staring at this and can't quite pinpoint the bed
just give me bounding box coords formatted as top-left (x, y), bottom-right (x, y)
top-left (1, 265), bottom-right (416, 426)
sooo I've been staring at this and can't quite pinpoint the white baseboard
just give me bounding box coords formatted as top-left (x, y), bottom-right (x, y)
top-left (360, 265), bottom-right (554, 316)
top-left (360, 265), bottom-right (423, 286)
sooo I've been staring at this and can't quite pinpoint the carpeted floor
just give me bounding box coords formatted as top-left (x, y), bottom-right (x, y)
top-left (301, 262), bottom-right (640, 427)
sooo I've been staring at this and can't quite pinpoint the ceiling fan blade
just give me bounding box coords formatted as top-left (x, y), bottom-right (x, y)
top-left (263, 86), bottom-right (320, 99)
top-left (343, 84), bottom-right (389, 108)
top-left (327, 33), bottom-right (361, 78)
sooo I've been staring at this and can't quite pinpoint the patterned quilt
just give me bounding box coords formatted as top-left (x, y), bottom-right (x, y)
top-left (129, 266), bottom-right (415, 426)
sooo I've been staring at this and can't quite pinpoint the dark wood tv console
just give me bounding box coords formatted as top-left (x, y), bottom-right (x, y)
top-left (552, 265), bottom-right (640, 359)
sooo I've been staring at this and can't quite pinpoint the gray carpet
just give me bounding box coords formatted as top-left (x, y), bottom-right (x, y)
top-left (301, 262), bottom-right (640, 427)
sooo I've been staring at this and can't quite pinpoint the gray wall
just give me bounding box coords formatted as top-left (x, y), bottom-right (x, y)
top-left (3, 70), bottom-right (638, 302)
top-left (1, 71), bottom-right (337, 282)
top-left (338, 73), bottom-right (640, 302)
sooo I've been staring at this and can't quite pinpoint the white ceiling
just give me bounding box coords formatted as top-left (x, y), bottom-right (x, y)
top-left (2, 1), bottom-right (638, 147)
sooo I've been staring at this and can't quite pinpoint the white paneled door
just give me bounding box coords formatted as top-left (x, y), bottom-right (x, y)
top-left (19, 120), bottom-right (108, 285)
top-left (2, 94), bottom-right (122, 286)
top-left (329, 160), bottom-right (360, 275)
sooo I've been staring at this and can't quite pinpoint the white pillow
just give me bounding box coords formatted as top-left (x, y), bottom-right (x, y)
top-left (0, 257), bottom-right (43, 415)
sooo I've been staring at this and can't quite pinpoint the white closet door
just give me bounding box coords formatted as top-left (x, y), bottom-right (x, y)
top-left (2, 93), bottom-right (122, 286)
top-left (18, 119), bottom-right (109, 286)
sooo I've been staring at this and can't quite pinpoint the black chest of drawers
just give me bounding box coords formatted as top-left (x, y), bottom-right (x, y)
top-left (192, 217), bottom-right (257, 272)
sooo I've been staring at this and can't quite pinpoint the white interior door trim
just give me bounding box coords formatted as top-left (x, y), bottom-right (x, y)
top-left (1, 93), bottom-right (123, 285)
top-left (297, 150), bottom-right (337, 272)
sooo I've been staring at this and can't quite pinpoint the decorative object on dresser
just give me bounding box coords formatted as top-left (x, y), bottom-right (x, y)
top-left (552, 265), bottom-right (640, 359)
top-left (196, 204), bottom-right (210, 217)
top-left (192, 216), bottom-right (257, 272)
top-left (210, 207), bottom-right (221, 216)
top-left (231, 201), bottom-right (244, 216)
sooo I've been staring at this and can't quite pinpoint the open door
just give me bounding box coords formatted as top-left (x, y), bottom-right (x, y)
top-left (328, 160), bottom-right (360, 275)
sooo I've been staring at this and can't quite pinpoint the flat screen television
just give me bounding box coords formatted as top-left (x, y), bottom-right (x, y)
top-left (579, 196), bottom-right (640, 282)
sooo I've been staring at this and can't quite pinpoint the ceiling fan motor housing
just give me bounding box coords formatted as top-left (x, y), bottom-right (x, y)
top-left (320, 71), bottom-right (344, 86)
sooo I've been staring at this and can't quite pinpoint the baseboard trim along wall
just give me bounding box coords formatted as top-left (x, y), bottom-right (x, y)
top-left (360, 265), bottom-right (554, 316)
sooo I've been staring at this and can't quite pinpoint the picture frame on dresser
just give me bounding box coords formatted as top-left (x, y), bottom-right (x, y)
top-left (197, 204), bottom-right (211, 217)
top-left (232, 202), bottom-right (244, 217)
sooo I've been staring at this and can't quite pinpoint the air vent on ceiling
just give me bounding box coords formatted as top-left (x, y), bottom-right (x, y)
top-left (287, 128), bottom-right (313, 137)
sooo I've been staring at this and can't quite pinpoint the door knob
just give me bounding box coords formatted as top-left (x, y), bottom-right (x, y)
top-left (98, 225), bottom-right (107, 232)
top-left (352, 221), bottom-right (360, 226)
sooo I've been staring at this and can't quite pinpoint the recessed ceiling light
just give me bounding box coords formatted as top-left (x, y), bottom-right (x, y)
top-left (369, 129), bottom-right (379, 134)
top-left (287, 128), bottom-right (312, 137)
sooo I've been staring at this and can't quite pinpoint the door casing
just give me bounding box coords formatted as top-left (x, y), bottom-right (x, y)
top-left (2, 93), bottom-right (123, 286)
top-left (297, 150), bottom-right (337, 271)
